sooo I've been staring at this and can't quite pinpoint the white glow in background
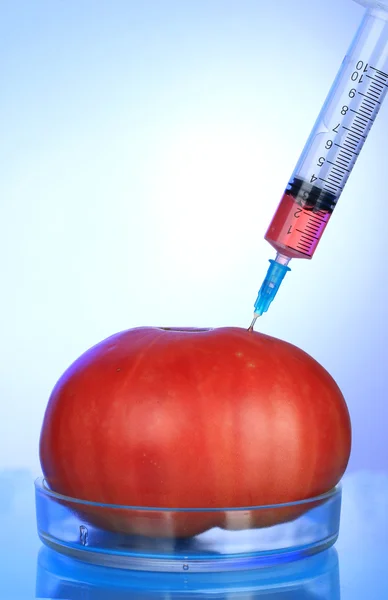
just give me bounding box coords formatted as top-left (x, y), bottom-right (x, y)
top-left (0, 0), bottom-right (386, 473)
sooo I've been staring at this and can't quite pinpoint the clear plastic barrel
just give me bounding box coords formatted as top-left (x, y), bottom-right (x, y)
top-left (265, 5), bottom-right (388, 260)
top-left (353, 0), bottom-right (388, 10)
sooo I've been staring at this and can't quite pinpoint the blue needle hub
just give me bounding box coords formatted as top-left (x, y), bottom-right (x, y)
top-left (254, 259), bottom-right (291, 316)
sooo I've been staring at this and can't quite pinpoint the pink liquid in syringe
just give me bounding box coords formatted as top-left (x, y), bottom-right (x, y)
top-left (265, 188), bottom-right (333, 260)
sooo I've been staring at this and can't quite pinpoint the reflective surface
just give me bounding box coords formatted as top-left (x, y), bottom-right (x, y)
top-left (36, 546), bottom-right (340, 599)
top-left (0, 470), bottom-right (387, 598)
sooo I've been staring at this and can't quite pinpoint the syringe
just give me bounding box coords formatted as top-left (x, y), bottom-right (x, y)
top-left (251, 0), bottom-right (388, 329)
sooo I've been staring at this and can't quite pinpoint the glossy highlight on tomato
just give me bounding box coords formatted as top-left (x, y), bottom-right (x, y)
top-left (39, 327), bottom-right (351, 537)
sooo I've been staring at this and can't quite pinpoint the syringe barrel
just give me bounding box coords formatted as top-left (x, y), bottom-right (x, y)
top-left (353, 0), bottom-right (388, 10)
top-left (265, 6), bottom-right (388, 260)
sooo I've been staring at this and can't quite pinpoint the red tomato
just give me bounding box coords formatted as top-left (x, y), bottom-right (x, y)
top-left (40, 327), bottom-right (351, 537)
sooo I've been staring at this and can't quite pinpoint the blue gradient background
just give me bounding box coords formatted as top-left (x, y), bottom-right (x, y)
top-left (1, 1), bottom-right (388, 598)
top-left (1, 0), bottom-right (387, 478)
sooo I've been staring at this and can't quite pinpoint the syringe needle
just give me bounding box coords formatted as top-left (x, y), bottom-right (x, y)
top-left (248, 315), bottom-right (259, 331)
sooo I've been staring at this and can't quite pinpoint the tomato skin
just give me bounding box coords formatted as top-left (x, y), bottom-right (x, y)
top-left (39, 327), bottom-right (351, 537)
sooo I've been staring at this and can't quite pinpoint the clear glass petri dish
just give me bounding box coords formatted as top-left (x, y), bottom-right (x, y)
top-left (34, 477), bottom-right (342, 573)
